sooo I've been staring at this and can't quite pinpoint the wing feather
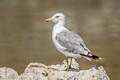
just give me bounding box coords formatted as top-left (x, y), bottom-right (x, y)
top-left (55, 30), bottom-right (90, 55)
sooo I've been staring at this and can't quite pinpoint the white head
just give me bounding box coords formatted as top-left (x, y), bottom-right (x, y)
top-left (46, 13), bottom-right (66, 24)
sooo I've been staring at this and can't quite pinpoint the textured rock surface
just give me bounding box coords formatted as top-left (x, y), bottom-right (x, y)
top-left (0, 59), bottom-right (110, 80)
top-left (0, 67), bottom-right (18, 80)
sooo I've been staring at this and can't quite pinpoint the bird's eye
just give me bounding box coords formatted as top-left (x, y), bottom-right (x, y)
top-left (56, 16), bottom-right (59, 18)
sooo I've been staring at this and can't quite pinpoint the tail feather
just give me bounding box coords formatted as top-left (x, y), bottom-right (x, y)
top-left (80, 54), bottom-right (102, 60)
top-left (91, 55), bottom-right (102, 60)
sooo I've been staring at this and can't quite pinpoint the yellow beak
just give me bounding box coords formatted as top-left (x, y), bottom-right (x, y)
top-left (45, 18), bottom-right (52, 22)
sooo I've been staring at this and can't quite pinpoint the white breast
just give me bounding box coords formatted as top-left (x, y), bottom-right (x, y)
top-left (52, 26), bottom-right (66, 52)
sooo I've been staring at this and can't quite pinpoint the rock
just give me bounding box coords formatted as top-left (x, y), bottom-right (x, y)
top-left (18, 63), bottom-right (49, 80)
top-left (18, 59), bottom-right (110, 80)
top-left (0, 67), bottom-right (18, 80)
top-left (0, 59), bottom-right (110, 80)
top-left (49, 66), bottom-right (110, 80)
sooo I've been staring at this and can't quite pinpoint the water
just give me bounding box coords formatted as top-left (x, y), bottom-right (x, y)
top-left (0, 0), bottom-right (120, 79)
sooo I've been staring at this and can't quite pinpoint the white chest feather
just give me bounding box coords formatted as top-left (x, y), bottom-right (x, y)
top-left (52, 26), bottom-right (66, 51)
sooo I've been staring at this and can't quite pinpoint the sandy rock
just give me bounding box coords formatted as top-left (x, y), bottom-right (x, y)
top-left (18, 59), bottom-right (110, 80)
top-left (0, 67), bottom-right (18, 80)
top-left (0, 59), bottom-right (110, 80)
top-left (18, 63), bottom-right (49, 80)
top-left (49, 66), bottom-right (110, 80)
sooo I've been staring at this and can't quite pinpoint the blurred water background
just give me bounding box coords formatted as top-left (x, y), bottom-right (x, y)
top-left (0, 0), bottom-right (120, 79)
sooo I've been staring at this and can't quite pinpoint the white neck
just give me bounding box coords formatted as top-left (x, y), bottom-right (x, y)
top-left (52, 21), bottom-right (66, 36)
top-left (55, 20), bottom-right (65, 26)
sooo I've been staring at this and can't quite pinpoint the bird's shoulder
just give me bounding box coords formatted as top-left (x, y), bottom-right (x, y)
top-left (56, 29), bottom-right (84, 43)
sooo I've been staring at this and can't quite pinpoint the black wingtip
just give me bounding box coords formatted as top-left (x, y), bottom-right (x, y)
top-left (91, 55), bottom-right (99, 59)
top-left (80, 53), bottom-right (102, 60)
top-left (91, 55), bottom-right (102, 60)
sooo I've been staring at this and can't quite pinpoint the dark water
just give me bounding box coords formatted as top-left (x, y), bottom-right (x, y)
top-left (0, 0), bottom-right (120, 79)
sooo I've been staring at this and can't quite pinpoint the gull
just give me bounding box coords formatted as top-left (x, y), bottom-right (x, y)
top-left (46, 13), bottom-right (101, 70)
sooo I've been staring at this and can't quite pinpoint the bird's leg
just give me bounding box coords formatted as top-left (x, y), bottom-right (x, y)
top-left (66, 56), bottom-right (69, 71)
top-left (69, 57), bottom-right (73, 69)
